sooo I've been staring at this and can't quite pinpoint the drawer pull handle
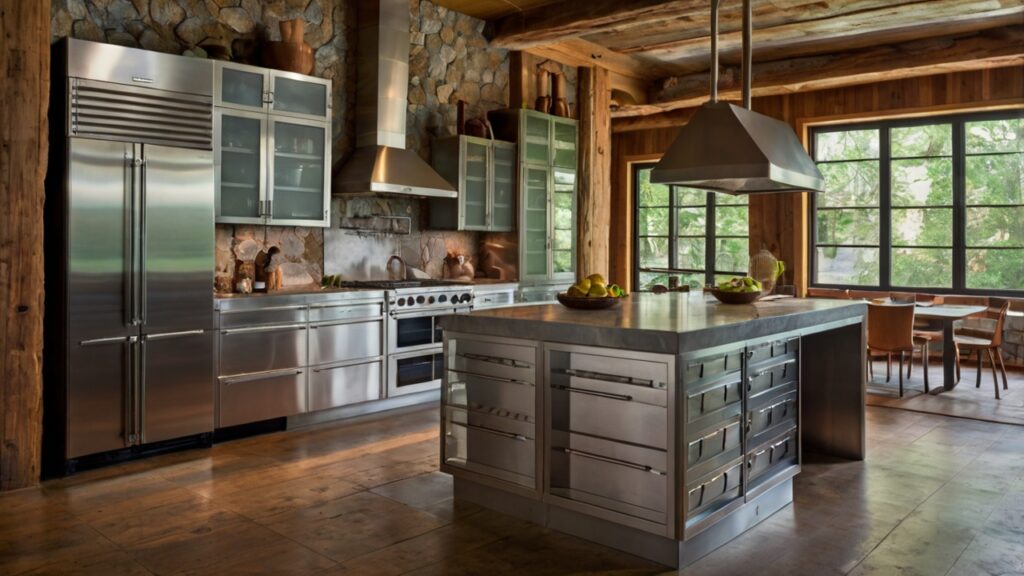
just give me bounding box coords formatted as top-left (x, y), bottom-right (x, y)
top-left (223, 369), bottom-right (304, 385)
top-left (459, 352), bottom-right (532, 369)
top-left (565, 368), bottom-right (661, 389)
top-left (221, 324), bottom-right (307, 335)
top-left (447, 368), bottom-right (531, 386)
top-left (463, 422), bottom-right (527, 442)
top-left (555, 385), bottom-right (632, 402)
top-left (562, 447), bottom-right (665, 476)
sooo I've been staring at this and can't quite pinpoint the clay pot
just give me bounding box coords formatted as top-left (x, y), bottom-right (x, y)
top-left (262, 19), bottom-right (313, 75)
top-left (535, 69), bottom-right (551, 112)
top-left (550, 73), bottom-right (569, 117)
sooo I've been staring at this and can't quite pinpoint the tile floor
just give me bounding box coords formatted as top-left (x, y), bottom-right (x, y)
top-left (1, 405), bottom-right (1022, 575)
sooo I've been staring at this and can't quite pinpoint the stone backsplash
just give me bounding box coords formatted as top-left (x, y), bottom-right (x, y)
top-left (215, 224), bottom-right (323, 290)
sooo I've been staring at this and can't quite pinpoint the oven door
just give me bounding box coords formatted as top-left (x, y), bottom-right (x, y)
top-left (389, 311), bottom-right (442, 354)
top-left (387, 348), bottom-right (445, 397)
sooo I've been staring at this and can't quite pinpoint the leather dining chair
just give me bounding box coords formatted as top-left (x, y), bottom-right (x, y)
top-left (867, 302), bottom-right (918, 398)
top-left (955, 302), bottom-right (1012, 399)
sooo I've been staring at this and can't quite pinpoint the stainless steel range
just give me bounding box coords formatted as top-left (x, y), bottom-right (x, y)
top-left (340, 280), bottom-right (473, 397)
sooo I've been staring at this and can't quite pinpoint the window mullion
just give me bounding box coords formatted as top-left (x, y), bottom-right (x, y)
top-left (953, 120), bottom-right (966, 291)
top-left (668, 186), bottom-right (679, 271)
top-left (706, 192), bottom-right (716, 286)
top-left (880, 126), bottom-right (892, 289)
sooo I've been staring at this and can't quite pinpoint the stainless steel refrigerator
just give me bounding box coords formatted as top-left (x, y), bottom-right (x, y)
top-left (45, 39), bottom-right (216, 472)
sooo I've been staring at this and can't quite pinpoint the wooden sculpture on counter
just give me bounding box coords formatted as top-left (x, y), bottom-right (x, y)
top-left (443, 252), bottom-right (475, 282)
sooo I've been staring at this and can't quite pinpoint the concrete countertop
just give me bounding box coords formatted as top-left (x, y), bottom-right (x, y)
top-left (438, 292), bottom-right (866, 354)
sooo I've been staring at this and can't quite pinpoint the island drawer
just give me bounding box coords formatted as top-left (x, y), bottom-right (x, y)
top-left (308, 319), bottom-right (382, 366)
top-left (747, 427), bottom-right (798, 487)
top-left (686, 416), bottom-right (742, 473)
top-left (746, 336), bottom-right (800, 366)
top-left (685, 373), bottom-right (743, 425)
top-left (748, 390), bottom-right (798, 444)
top-left (445, 371), bottom-right (535, 419)
top-left (450, 339), bottom-right (536, 385)
top-left (684, 347), bottom-right (744, 385)
top-left (444, 406), bottom-right (535, 488)
top-left (747, 357), bottom-right (798, 399)
top-left (685, 459), bottom-right (743, 520)
top-left (551, 378), bottom-right (667, 450)
top-left (549, 431), bottom-right (668, 525)
top-left (569, 353), bottom-right (669, 391)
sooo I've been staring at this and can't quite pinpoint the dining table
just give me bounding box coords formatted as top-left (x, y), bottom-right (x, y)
top-left (914, 304), bottom-right (989, 391)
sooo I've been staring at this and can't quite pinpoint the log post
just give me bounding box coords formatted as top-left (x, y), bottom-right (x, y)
top-left (576, 66), bottom-right (612, 280)
top-left (0, 0), bottom-right (49, 490)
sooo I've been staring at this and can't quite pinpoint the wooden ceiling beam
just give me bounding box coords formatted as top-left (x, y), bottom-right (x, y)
top-left (615, 25), bottom-right (1024, 118)
top-left (525, 38), bottom-right (670, 81)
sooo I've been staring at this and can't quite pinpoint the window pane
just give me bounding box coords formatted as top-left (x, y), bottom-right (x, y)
top-left (966, 154), bottom-right (1022, 205)
top-left (714, 238), bottom-right (748, 273)
top-left (815, 247), bottom-right (880, 286)
top-left (817, 161), bottom-right (880, 207)
top-left (816, 130), bottom-right (879, 161)
top-left (966, 248), bottom-right (1024, 290)
top-left (553, 250), bottom-right (572, 274)
top-left (892, 207), bottom-right (953, 247)
top-left (638, 168), bottom-right (670, 207)
top-left (715, 206), bottom-right (748, 236)
top-left (638, 236), bottom-right (669, 269)
top-left (815, 208), bottom-right (880, 245)
top-left (554, 229), bottom-right (572, 251)
top-left (966, 206), bottom-right (1024, 247)
top-left (638, 271), bottom-right (670, 291)
top-left (892, 248), bottom-right (952, 288)
top-left (891, 124), bottom-right (952, 157)
top-left (677, 207), bottom-right (706, 235)
top-left (638, 207), bottom-right (669, 235)
top-left (891, 158), bottom-right (952, 206)
top-left (676, 237), bottom-right (706, 270)
top-left (675, 187), bottom-right (706, 206)
top-left (966, 118), bottom-right (1023, 154)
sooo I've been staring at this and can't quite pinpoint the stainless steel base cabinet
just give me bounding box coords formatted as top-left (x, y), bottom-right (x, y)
top-left (143, 331), bottom-right (215, 444)
top-left (219, 369), bottom-right (307, 428)
top-left (309, 361), bottom-right (381, 411)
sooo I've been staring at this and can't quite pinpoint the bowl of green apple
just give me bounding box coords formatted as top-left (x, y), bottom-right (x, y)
top-left (710, 277), bottom-right (763, 304)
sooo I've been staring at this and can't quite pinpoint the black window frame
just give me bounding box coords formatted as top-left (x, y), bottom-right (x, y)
top-left (808, 108), bottom-right (1024, 296)
top-left (632, 162), bottom-right (748, 291)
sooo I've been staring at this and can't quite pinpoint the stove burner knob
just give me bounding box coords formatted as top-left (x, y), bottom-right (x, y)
top-left (438, 295), bottom-right (448, 303)
top-left (428, 296), bottom-right (436, 304)
top-left (460, 293), bottom-right (472, 303)
top-left (416, 295), bottom-right (426, 304)
top-left (397, 297), bottom-right (406, 306)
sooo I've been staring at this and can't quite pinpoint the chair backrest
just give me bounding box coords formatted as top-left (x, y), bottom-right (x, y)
top-left (991, 302), bottom-right (1011, 347)
top-left (867, 302), bottom-right (916, 352)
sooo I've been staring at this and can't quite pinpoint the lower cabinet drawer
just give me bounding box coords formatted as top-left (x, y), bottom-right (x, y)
top-left (686, 375), bottom-right (743, 424)
top-left (446, 372), bottom-right (535, 419)
top-left (549, 432), bottom-right (668, 524)
top-left (684, 348), bottom-right (744, 383)
top-left (552, 380), bottom-right (667, 450)
top-left (308, 320), bottom-right (382, 366)
top-left (747, 358), bottom-right (798, 399)
top-left (747, 390), bottom-right (798, 443)
top-left (219, 325), bottom-right (306, 376)
top-left (309, 360), bottom-right (381, 412)
top-left (686, 417), bottom-right (742, 471)
top-left (219, 369), bottom-right (306, 427)
top-left (443, 407), bottom-right (535, 488)
top-left (685, 460), bottom-right (743, 520)
top-left (748, 428), bottom-right (799, 485)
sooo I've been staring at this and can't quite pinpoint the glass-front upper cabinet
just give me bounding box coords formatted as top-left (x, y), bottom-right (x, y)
top-left (551, 168), bottom-right (576, 278)
top-left (428, 136), bottom-right (516, 232)
top-left (270, 118), bottom-right (330, 225)
top-left (214, 62), bottom-right (332, 227)
top-left (522, 164), bottom-right (551, 279)
top-left (462, 138), bottom-right (489, 229)
top-left (492, 142), bottom-right (516, 231)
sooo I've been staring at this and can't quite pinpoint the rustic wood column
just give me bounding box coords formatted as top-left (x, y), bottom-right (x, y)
top-left (576, 66), bottom-right (612, 279)
top-left (0, 0), bottom-right (49, 490)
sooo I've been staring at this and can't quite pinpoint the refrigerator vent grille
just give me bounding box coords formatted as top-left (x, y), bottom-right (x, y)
top-left (70, 79), bottom-right (213, 150)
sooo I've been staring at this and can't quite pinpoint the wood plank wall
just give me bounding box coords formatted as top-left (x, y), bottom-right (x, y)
top-left (611, 65), bottom-right (1024, 293)
top-left (0, 0), bottom-right (49, 490)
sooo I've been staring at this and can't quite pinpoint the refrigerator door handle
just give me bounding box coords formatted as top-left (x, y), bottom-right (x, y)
top-left (127, 335), bottom-right (139, 445)
top-left (139, 155), bottom-right (148, 327)
top-left (138, 337), bottom-right (146, 445)
top-left (124, 151), bottom-right (134, 327)
top-left (79, 335), bottom-right (131, 347)
top-left (146, 329), bottom-right (205, 341)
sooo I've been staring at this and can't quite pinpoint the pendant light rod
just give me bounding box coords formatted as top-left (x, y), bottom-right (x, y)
top-left (742, 0), bottom-right (752, 109)
top-left (709, 0), bottom-right (719, 103)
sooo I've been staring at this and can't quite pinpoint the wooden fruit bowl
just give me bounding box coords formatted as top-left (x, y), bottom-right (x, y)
top-left (556, 293), bottom-right (622, 310)
top-left (710, 289), bottom-right (762, 304)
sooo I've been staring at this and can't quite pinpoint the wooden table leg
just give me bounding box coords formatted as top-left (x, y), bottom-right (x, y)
top-left (942, 321), bottom-right (957, 391)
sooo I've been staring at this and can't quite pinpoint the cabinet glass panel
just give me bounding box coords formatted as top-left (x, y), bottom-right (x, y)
top-left (553, 121), bottom-right (577, 169)
top-left (523, 166), bottom-right (550, 277)
top-left (463, 140), bottom-right (488, 229)
top-left (524, 114), bottom-right (550, 165)
top-left (272, 121), bottom-right (326, 221)
top-left (492, 143), bottom-right (515, 230)
top-left (552, 169), bottom-right (575, 274)
top-left (273, 76), bottom-right (328, 118)
top-left (219, 114), bottom-right (262, 219)
top-left (221, 66), bottom-right (265, 109)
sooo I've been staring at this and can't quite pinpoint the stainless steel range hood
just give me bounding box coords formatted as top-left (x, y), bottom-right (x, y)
top-left (651, 0), bottom-right (825, 194)
top-left (334, 0), bottom-right (456, 199)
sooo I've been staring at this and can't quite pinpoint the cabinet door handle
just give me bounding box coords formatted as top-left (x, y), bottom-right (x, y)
top-left (221, 324), bottom-right (307, 335)
top-left (562, 447), bottom-right (665, 476)
top-left (555, 385), bottom-right (632, 402)
top-left (463, 422), bottom-right (527, 442)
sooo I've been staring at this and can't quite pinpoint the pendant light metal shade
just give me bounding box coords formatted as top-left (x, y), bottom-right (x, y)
top-left (651, 0), bottom-right (825, 194)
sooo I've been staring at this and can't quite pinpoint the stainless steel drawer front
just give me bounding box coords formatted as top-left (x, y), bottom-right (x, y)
top-left (686, 374), bottom-right (743, 423)
top-left (748, 428), bottom-right (798, 484)
top-left (686, 460), bottom-right (743, 518)
top-left (444, 407), bottom-right (535, 487)
top-left (687, 419), bottom-right (742, 469)
top-left (685, 348), bottom-right (744, 384)
top-left (308, 302), bottom-right (383, 323)
top-left (453, 352), bottom-right (534, 385)
top-left (309, 320), bottom-right (382, 366)
top-left (555, 380), bottom-right (668, 450)
top-left (446, 372), bottom-right (535, 420)
top-left (747, 358), bottom-right (798, 399)
top-left (218, 369), bottom-right (306, 427)
top-left (219, 305), bottom-right (307, 329)
top-left (747, 336), bottom-right (800, 365)
top-left (219, 324), bottom-right (306, 376)
top-left (571, 353), bottom-right (668, 390)
top-left (748, 391), bottom-right (798, 441)
top-left (309, 360), bottom-right (381, 411)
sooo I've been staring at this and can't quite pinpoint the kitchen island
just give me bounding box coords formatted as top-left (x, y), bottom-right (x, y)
top-left (437, 292), bottom-right (866, 568)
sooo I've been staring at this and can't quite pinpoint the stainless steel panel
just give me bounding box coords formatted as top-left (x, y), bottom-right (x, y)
top-left (684, 348), bottom-right (745, 384)
top-left (452, 352), bottom-right (534, 387)
top-left (687, 418), bottom-right (742, 469)
top-left (453, 337), bottom-right (536, 365)
top-left (686, 374), bottom-right (743, 423)
top-left (308, 302), bottom-right (383, 323)
top-left (218, 369), bottom-right (306, 427)
top-left (748, 428), bottom-right (798, 485)
top-left (748, 391), bottom-right (798, 442)
top-left (553, 379), bottom-right (667, 450)
top-left (64, 38), bottom-right (213, 96)
top-left (444, 406), bottom-right (535, 487)
top-left (67, 336), bottom-right (132, 458)
top-left (309, 320), bottom-right (382, 365)
top-left (685, 460), bottom-right (744, 519)
top-left (446, 372), bottom-right (535, 420)
top-left (143, 330), bottom-right (214, 443)
top-left (309, 360), bottom-right (381, 411)
top-left (473, 289), bottom-right (516, 309)
top-left (219, 324), bottom-right (307, 376)
top-left (67, 138), bottom-right (136, 341)
top-left (570, 352), bottom-right (669, 391)
top-left (747, 336), bottom-right (800, 365)
top-left (141, 144), bottom-right (214, 332)
top-left (219, 305), bottom-right (307, 329)
top-left (747, 358), bottom-right (798, 399)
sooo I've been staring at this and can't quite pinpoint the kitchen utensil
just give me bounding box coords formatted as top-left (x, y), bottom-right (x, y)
top-left (556, 293), bottom-right (622, 310)
top-left (710, 288), bottom-right (762, 304)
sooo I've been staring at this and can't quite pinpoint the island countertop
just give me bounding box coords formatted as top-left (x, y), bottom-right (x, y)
top-left (440, 293), bottom-right (866, 354)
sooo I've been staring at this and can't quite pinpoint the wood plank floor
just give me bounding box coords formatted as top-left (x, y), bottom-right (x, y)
top-left (867, 360), bottom-right (1024, 426)
top-left (1, 405), bottom-right (1021, 575)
